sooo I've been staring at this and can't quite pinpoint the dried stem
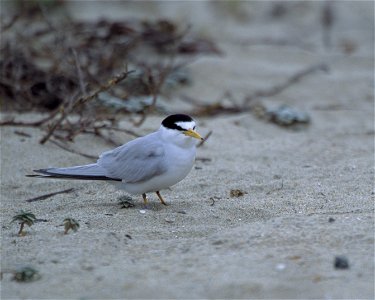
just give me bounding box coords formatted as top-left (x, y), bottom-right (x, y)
top-left (1, 14), bottom-right (19, 32)
top-left (243, 63), bottom-right (329, 105)
top-left (72, 49), bottom-right (87, 96)
top-left (49, 140), bottom-right (97, 159)
top-left (134, 59), bottom-right (182, 127)
top-left (0, 109), bottom-right (60, 127)
top-left (18, 223), bottom-right (25, 236)
top-left (39, 69), bottom-right (134, 144)
top-left (25, 188), bottom-right (75, 202)
top-left (197, 130), bottom-right (213, 147)
top-left (179, 63), bottom-right (328, 118)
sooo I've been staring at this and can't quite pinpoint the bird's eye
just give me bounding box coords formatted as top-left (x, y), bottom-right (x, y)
top-left (193, 126), bottom-right (196, 130)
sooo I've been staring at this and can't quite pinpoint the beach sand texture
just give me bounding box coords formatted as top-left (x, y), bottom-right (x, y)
top-left (1, 2), bottom-right (374, 299)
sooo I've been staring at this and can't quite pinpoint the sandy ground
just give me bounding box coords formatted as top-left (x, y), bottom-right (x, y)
top-left (1, 2), bottom-right (374, 299)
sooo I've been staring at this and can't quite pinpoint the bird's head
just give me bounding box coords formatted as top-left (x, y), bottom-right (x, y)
top-left (160, 114), bottom-right (203, 147)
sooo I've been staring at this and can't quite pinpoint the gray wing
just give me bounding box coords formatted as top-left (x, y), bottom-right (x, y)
top-left (97, 132), bottom-right (167, 183)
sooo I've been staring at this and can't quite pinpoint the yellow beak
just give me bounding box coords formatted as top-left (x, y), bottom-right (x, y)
top-left (184, 129), bottom-right (204, 140)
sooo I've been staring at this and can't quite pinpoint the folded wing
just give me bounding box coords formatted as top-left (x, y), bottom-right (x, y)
top-left (98, 132), bottom-right (167, 183)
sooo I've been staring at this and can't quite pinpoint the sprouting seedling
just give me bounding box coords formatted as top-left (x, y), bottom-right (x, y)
top-left (63, 218), bottom-right (80, 234)
top-left (1, 266), bottom-right (41, 282)
top-left (11, 211), bottom-right (36, 236)
top-left (12, 266), bottom-right (41, 282)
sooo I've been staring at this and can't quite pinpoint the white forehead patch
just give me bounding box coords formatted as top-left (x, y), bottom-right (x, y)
top-left (175, 120), bottom-right (195, 130)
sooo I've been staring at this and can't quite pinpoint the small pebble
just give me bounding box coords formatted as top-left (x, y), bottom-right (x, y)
top-left (276, 263), bottom-right (286, 271)
top-left (328, 217), bottom-right (335, 223)
top-left (139, 210), bottom-right (146, 214)
top-left (334, 255), bottom-right (350, 269)
top-left (266, 105), bottom-right (310, 126)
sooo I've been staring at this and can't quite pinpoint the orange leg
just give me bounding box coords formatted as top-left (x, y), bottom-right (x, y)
top-left (155, 191), bottom-right (167, 206)
top-left (142, 193), bottom-right (148, 205)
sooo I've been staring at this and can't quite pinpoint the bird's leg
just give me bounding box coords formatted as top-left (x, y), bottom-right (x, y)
top-left (155, 191), bottom-right (168, 206)
top-left (142, 193), bottom-right (148, 205)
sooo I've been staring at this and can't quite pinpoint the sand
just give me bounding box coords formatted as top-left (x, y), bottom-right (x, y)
top-left (1, 2), bottom-right (374, 299)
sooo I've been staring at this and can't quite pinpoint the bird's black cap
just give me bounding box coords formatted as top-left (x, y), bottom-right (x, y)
top-left (162, 114), bottom-right (194, 131)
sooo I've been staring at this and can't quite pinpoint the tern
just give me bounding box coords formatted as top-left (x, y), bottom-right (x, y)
top-left (29, 114), bottom-right (203, 205)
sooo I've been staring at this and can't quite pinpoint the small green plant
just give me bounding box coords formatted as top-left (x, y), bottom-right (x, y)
top-left (12, 266), bottom-right (41, 282)
top-left (63, 218), bottom-right (80, 234)
top-left (118, 195), bottom-right (135, 209)
top-left (11, 211), bottom-right (36, 236)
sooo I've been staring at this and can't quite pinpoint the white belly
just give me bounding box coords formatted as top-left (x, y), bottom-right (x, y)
top-left (114, 145), bottom-right (196, 195)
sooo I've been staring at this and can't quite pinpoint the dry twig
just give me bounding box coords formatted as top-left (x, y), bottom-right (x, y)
top-left (25, 188), bottom-right (75, 202)
top-left (133, 63), bottom-right (177, 127)
top-left (243, 63), bottom-right (329, 105)
top-left (72, 49), bottom-right (87, 96)
top-left (197, 130), bottom-right (213, 147)
top-left (1, 12), bottom-right (220, 145)
top-left (49, 139), bottom-right (97, 159)
top-left (39, 69), bottom-right (134, 144)
top-left (181, 63), bottom-right (328, 117)
top-left (0, 110), bottom-right (60, 127)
